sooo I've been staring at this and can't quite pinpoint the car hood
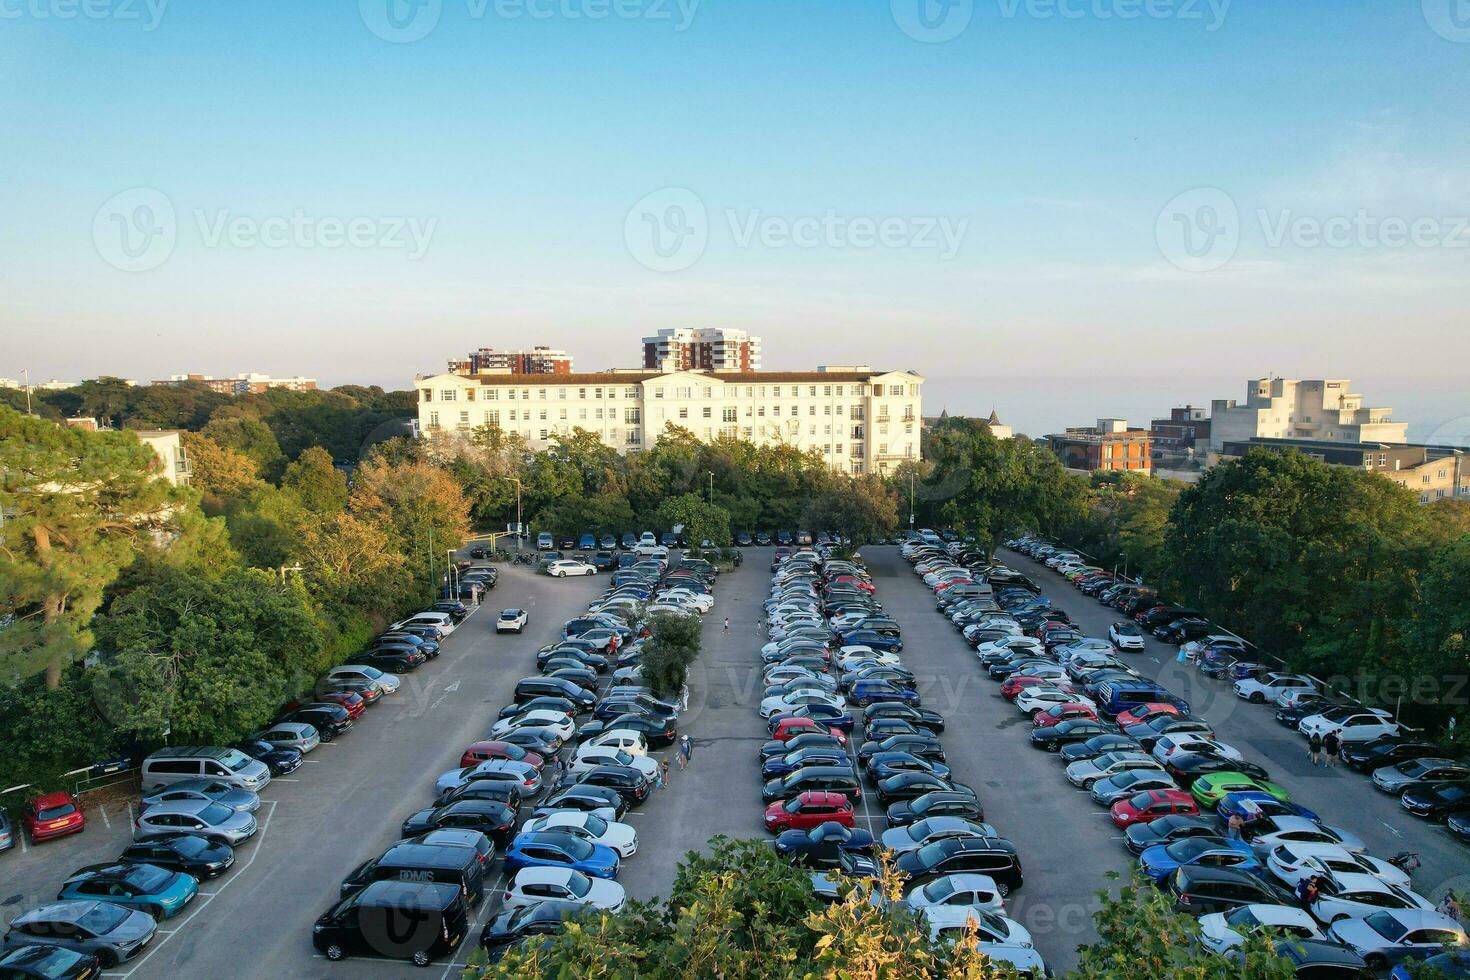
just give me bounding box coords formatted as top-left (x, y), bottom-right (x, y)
top-left (1327, 916), bottom-right (1386, 952)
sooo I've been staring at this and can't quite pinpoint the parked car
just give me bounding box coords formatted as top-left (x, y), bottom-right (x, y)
top-left (0, 902), bottom-right (156, 967)
top-left (57, 863), bottom-right (198, 920)
top-left (134, 799), bottom-right (257, 847)
top-left (117, 833), bottom-right (234, 879)
top-left (19, 792), bottom-right (85, 844)
top-left (139, 779), bottom-right (260, 815)
top-left (498, 609), bottom-right (529, 633)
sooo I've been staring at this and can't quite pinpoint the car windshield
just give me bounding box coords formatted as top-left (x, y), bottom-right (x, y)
top-left (922, 877), bottom-right (956, 901)
top-left (221, 750), bottom-right (253, 772)
top-left (1164, 838), bottom-right (1216, 861)
top-left (197, 802), bottom-right (234, 824)
top-left (1115, 624), bottom-right (1141, 635)
top-left (581, 815), bottom-right (608, 836)
top-left (506, 904), bottom-right (540, 930)
top-left (560, 836), bottom-right (594, 859)
top-left (1363, 911), bottom-right (1408, 942)
top-left (37, 802), bottom-right (77, 821)
top-left (1223, 906), bottom-right (1261, 928)
top-left (914, 842), bottom-right (947, 866)
top-left (77, 903), bottom-right (129, 934)
top-left (123, 865), bottom-right (173, 891)
top-left (566, 871), bottom-right (592, 897)
top-left (3, 946), bottom-right (83, 976)
top-left (1318, 705), bottom-right (1356, 721)
top-left (171, 836), bottom-right (209, 856)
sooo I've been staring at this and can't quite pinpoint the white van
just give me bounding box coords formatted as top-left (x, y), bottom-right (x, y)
top-left (392, 612), bottom-right (455, 636)
top-left (142, 746), bottom-right (271, 794)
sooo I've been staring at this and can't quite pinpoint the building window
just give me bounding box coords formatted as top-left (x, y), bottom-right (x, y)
top-left (538, 388), bottom-right (547, 400)
top-left (879, 443), bottom-right (888, 456)
top-left (578, 388), bottom-right (587, 399)
top-left (579, 408), bottom-right (588, 420)
top-left (428, 411), bottom-right (439, 428)
top-left (459, 410), bottom-right (469, 424)
top-left (465, 388), bottom-right (475, 401)
top-left (540, 429), bottom-right (548, 440)
top-left (653, 387), bottom-right (664, 398)
top-left (441, 389), bottom-right (457, 401)
top-left (625, 387), bottom-right (638, 399)
top-left (678, 407), bottom-right (688, 419)
top-left (889, 385), bottom-right (903, 396)
top-left (559, 409), bottom-right (568, 420)
top-left (702, 407), bottom-right (712, 419)
top-left (420, 388), bottom-right (432, 402)
top-left (625, 408), bottom-right (640, 423)
top-left (723, 407), bottom-right (737, 422)
top-left (507, 388), bottom-right (516, 400)
top-left (486, 410), bottom-right (500, 425)
top-left (486, 389), bottom-right (498, 400)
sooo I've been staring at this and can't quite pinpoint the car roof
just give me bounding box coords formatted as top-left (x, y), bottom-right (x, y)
top-left (1177, 864), bottom-right (1263, 884)
top-left (512, 865), bottom-right (579, 886)
top-left (142, 799), bottom-right (220, 817)
top-left (17, 901), bottom-right (106, 925)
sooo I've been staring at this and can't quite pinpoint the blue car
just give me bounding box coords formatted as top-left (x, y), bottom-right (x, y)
top-left (578, 533), bottom-right (597, 550)
top-left (1391, 951), bottom-right (1470, 979)
top-left (840, 631), bottom-right (903, 653)
top-left (761, 748), bottom-right (850, 780)
top-left (1216, 791), bottom-right (1320, 824)
top-left (503, 831), bottom-right (620, 880)
top-left (58, 862), bottom-right (199, 918)
top-left (1138, 836), bottom-right (1260, 883)
top-left (789, 704), bottom-right (855, 732)
top-left (865, 752), bottom-right (951, 784)
top-left (850, 681), bottom-right (920, 707)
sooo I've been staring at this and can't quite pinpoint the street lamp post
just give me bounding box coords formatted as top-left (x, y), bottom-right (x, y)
top-left (707, 471), bottom-right (714, 503)
top-left (909, 471), bottom-right (915, 529)
top-left (506, 477), bottom-right (524, 550)
top-left (446, 548), bottom-right (458, 600)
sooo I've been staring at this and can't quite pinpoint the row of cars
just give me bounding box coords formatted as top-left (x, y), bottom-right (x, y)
top-left (755, 546), bottom-right (1048, 976)
top-left (981, 535), bottom-right (1468, 976)
top-left (531, 529), bottom-right (834, 551)
top-left (0, 603), bottom-right (472, 978)
top-left (308, 552), bottom-right (711, 967)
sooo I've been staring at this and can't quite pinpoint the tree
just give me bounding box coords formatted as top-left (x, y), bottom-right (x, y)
top-left (295, 511), bottom-right (411, 614)
top-left (282, 446), bottom-right (348, 514)
top-left (201, 413), bottom-right (287, 482)
top-left (350, 455), bottom-right (471, 599)
top-left (181, 431), bottom-right (262, 513)
top-left (803, 474), bottom-right (899, 550)
top-left (92, 567), bottom-right (325, 743)
top-left (655, 493), bottom-right (732, 550)
top-left (0, 408), bottom-right (185, 687)
top-left (640, 611), bottom-right (702, 697)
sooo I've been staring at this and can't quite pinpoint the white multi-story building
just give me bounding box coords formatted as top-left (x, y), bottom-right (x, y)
top-left (641, 328), bottom-right (762, 373)
top-left (415, 367), bottom-right (922, 474)
top-left (1209, 378), bottom-right (1408, 454)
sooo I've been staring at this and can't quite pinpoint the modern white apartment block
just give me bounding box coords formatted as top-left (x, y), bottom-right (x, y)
top-left (415, 367), bottom-right (922, 474)
top-left (641, 328), bottom-right (762, 373)
top-left (1209, 378), bottom-right (1408, 454)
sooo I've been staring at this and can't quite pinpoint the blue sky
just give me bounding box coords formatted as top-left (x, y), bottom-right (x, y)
top-left (3, 0), bottom-right (1467, 435)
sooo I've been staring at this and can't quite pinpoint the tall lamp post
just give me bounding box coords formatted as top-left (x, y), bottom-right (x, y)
top-left (505, 476), bottom-right (523, 550)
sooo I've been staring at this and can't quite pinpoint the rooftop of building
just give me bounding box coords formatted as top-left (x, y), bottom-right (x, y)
top-left (432, 368), bottom-right (918, 385)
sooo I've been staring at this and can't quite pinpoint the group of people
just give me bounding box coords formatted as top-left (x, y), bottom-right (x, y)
top-left (1308, 729), bottom-right (1343, 767)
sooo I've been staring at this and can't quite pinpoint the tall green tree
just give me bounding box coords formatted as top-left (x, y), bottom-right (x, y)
top-left (282, 446), bottom-right (349, 514)
top-left (655, 492), bottom-right (732, 549)
top-left (803, 474), bottom-right (900, 549)
top-left (0, 408), bottom-right (185, 687)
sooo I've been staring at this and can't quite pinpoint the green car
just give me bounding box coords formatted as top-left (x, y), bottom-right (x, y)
top-left (58, 862), bottom-right (198, 919)
top-left (1190, 773), bottom-right (1290, 809)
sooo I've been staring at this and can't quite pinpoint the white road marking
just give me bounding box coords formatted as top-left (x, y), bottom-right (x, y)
top-left (1382, 821), bottom-right (1404, 839)
top-left (100, 805), bottom-right (112, 829)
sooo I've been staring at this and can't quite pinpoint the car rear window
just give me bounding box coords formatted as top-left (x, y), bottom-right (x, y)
top-left (37, 802), bottom-right (77, 821)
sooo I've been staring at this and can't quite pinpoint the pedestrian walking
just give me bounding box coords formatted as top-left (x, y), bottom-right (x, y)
top-left (656, 759), bottom-right (670, 791)
top-left (678, 734), bottom-right (693, 770)
top-left (723, 617), bottom-right (730, 632)
top-left (679, 684), bottom-right (690, 712)
top-left (1323, 730), bottom-right (1341, 767)
top-left (1227, 812), bottom-right (1245, 840)
top-left (1440, 890), bottom-right (1463, 923)
top-left (1308, 732), bottom-right (1323, 766)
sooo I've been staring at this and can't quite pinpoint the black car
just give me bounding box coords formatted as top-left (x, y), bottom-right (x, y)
top-left (434, 780), bottom-right (523, 810)
top-left (498, 696), bottom-right (578, 721)
top-left (773, 823), bottom-right (875, 867)
top-left (544, 667), bottom-right (599, 690)
top-left (857, 735), bottom-right (946, 768)
top-left (735, 531), bottom-right (753, 547)
top-left (532, 786), bottom-right (627, 822)
top-left (1261, 939), bottom-right (1371, 978)
top-left (360, 648), bottom-right (423, 673)
top-left (233, 738), bottom-right (302, 776)
top-left (1449, 812), bottom-right (1470, 844)
top-left (1163, 753), bottom-right (1270, 786)
top-left (1166, 865), bottom-right (1292, 915)
top-left (593, 698), bottom-right (676, 724)
top-left (1400, 783), bottom-right (1470, 820)
top-left (1030, 719), bottom-right (1116, 751)
top-left (759, 733), bottom-right (847, 762)
top-left (578, 713), bottom-right (676, 748)
top-left (1340, 737), bottom-right (1446, 773)
top-left (376, 634), bottom-right (440, 658)
top-left (282, 703), bottom-right (352, 740)
top-left (885, 790), bottom-right (984, 827)
top-left (431, 601), bottom-right (469, 623)
top-left (861, 703), bottom-right (945, 732)
top-left (0, 947), bottom-right (101, 980)
top-left (118, 832), bottom-right (235, 879)
top-left (1274, 695), bottom-right (1340, 729)
top-left (481, 901), bottom-right (580, 957)
top-left (559, 765), bottom-right (652, 806)
top-left (875, 772), bottom-right (962, 805)
top-left (536, 647), bottom-right (610, 673)
top-left (1058, 734), bottom-right (1143, 763)
top-left (400, 801), bottom-right (517, 847)
top-left (1123, 815), bottom-right (1221, 856)
top-left (894, 836), bottom-right (1023, 894)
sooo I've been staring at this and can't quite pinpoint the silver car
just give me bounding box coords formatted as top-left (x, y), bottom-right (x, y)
top-left (134, 799), bottom-right (257, 846)
top-left (1, 900), bottom-right (156, 966)
top-left (251, 722), bottom-right (321, 754)
top-left (140, 778), bottom-right (261, 814)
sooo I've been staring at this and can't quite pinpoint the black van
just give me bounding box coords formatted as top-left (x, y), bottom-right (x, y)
top-left (340, 843), bottom-right (485, 906)
top-left (761, 766), bottom-right (863, 804)
top-left (514, 677), bottom-right (596, 709)
top-left (313, 879), bottom-right (468, 967)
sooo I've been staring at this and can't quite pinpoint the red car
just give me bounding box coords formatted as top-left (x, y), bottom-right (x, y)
top-left (21, 791), bottom-right (85, 843)
top-left (1032, 703), bottom-right (1098, 728)
top-left (1115, 702), bottom-right (1182, 728)
top-left (771, 717), bottom-right (846, 745)
top-left (1001, 675), bottom-right (1053, 700)
top-left (459, 740), bottom-right (545, 770)
top-left (1110, 789), bottom-right (1199, 827)
top-left (763, 791), bottom-right (855, 834)
top-left (318, 691), bottom-right (366, 719)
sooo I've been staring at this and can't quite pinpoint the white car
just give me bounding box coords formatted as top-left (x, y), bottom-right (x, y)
top-left (1179, 636), bottom-right (1245, 662)
top-left (1196, 904), bottom-right (1324, 953)
top-left (1233, 673), bottom-right (1316, 704)
top-left (579, 730), bottom-right (648, 758)
top-left (1308, 872), bottom-right (1433, 925)
top-left (496, 609), bottom-right (529, 633)
top-left (1264, 842), bottom-right (1411, 890)
top-left (325, 664), bottom-right (401, 694)
top-left (659, 590), bottom-right (713, 612)
top-left (502, 867), bottom-right (625, 913)
top-left (392, 612), bottom-right (454, 636)
top-left (974, 637), bottom-right (1042, 659)
top-left (924, 908), bottom-right (1032, 947)
top-left (490, 709), bottom-right (575, 741)
top-left (1014, 688), bottom-right (1093, 715)
top-left (1150, 735), bottom-right (1242, 765)
top-left (1064, 752), bottom-right (1164, 789)
top-left (547, 560), bottom-right (596, 577)
top-left (904, 874), bottom-right (1007, 915)
top-left (1298, 707), bottom-right (1400, 743)
top-left (758, 691), bottom-right (844, 719)
top-left (433, 759), bottom-right (542, 796)
top-left (837, 651), bottom-right (901, 672)
top-left (1245, 816), bottom-right (1365, 855)
top-left (522, 811), bottom-right (638, 857)
top-left (1107, 622), bottom-right (1147, 652)
top-left (569, 747), bottom-right (657, 780)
